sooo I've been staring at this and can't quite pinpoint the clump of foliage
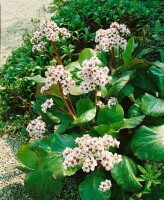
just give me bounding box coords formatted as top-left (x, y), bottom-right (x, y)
top-left (17, 20), bottom-right (164, 200)
top-left (0, 36), bottom-right (48, 117)
top-left (136, 1), bottom-right (164, 62)
top-left (50, 0), bottom-right (151, 54)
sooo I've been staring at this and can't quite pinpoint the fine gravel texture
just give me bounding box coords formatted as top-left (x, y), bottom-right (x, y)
top-left (0, 135), bottom-right (34, 200)
top-left (0, 133), bottom-right (81, 200)
top-left (1, 0), bottom-right (52, 66)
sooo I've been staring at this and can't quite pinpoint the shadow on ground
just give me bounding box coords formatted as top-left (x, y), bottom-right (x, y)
top-left (0, 183), bottom-right (33, 200)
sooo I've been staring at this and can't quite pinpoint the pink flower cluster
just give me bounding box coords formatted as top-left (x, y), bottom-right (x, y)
top-left (41, 98), bottom-right (54, 113)
top-left (26, 116), bottom-right (46, 139)
top-left (62, 134), bottom-right (122, 173)
top-left (107, 97), bottom-right (118, 108)
top-left (99, 180), bottom-right (112, 192)
top-left (95, 22), bottom-right (130, 51)
top-left (41, 65), bottom-right (75, 95)
top-left (77, 56), bottom-right (112, 93)
top-left (96, 97), bottom-right (118, 109)
top-left (30, 20), bottom-right (70, 51)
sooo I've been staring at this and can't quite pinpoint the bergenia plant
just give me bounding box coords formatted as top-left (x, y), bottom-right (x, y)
top-left (18, 20), bottom-right (164, 200)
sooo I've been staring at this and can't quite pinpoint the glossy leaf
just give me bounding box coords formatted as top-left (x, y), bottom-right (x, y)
top-left (79, 168), bottom-right (111, 200)
top-left (111, 156), bottom-right (142, 192)
top-left (128, 103), bottom-right (143, 118)
top-left (97, 104), bottom-right (124, 130)
top-left (66, 61), bottom-right (81, 72)
top-left (37, 133), bottom-right (77, 154)
top-left (151, 61), bottom-right (164, 69)
top-left (121, 115), bottom-right (145, 129)
top-left (33, 133), bottom-right (80, 177)
top-left (121, 58), bottom-right (147, 72)
top-left (79, 48), bottom-right (96, 66)
top-left (131, 125), bottom-right (164, 161)
top-left (73, 99), bottom-right (96, 124)
top-left (122, 37), bottom-right (134, 66)
top-left (133, 69), bottom-right (156, 93)
top-left (25, 170), bottom-right (62, 200)
top-left (149, 66), bottom-right (164, 98)
top-left (121, 83), bottom-right (134, 99)
top-left (141, 93), bottom-right (164, 117)
top-left (54, 123), bottom-right (70, 134)
top-left (18, 144), bottom-right (38, 169)
top-left (108, 71), bottom-right (133, 96)
top-left (93, 124), bottom-right (117, 137)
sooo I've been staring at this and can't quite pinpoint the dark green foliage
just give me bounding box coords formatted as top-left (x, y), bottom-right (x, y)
top-left (0, 43), bottom-right (49, 119)
top-left (51, 0), bottom-right (151, 58)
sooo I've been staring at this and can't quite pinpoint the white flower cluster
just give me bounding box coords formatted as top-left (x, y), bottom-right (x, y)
top-left (77, 56), bottom-right (112, 93)
top-left (41, 98), bottom-right (54, 113)
top-left (99, 180), bottom-right (112, 192)
top-left (108, 97), bottom-right (118, 109)
top-left (30, 20), bottom-right (70, 51)
top-left (96, 101), bottom-right (105, 108)
top-left (62, 134), bottom-right (122, 173)
top-left (26, 117), bottom-right (46, 139)
top-left (95, 22), bottom-right (130, 51)
top-left (41, 65), bottom-right (75, 95)
top-left (32, 41), bottom-right (46, 52)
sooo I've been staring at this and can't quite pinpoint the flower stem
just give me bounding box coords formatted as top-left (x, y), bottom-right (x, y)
top-left (94, 88), bottom-right (98, 104)
top-left (51, 41), bottom-right (76, 120)
top-left (68, 95), bottom-right (76, 116)
top-left (58, 82), bottom-right (76, 120)
top-left (111, 47), bottom-right (116, 69)
top-left (51, 41), bottom-right (63, 65)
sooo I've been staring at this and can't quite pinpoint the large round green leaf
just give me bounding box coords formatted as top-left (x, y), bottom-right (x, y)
top-left (121, 115), bottom-right (145, 129)
top-left (97, 104), bottom-right (124, 130)
top-left (79, 169), bottom-right (111, 200)
top-left (93, 124), bottom-right (117, 137)
top-left (79, 48), bottom-right (96, 66)
top-left (133, 69), bottom-right (156, 93)
top-left (108, 71), bottom-right (133, 96)
top-left (34, 133), bottom-right (80, 177)
top-left (141, 93), bottom-right (164, 117)
top-left (25, 170), bottom-right (62, 200)
top-left (73, 99), bottom-right (96, 124)
top-left (18, 144), bottom-right (38, 169)
top-left (66, 61), bottom-right (82, 72)
top-left (131, 125), bottom-right (164, 161)
top-left (149, 66), bottom-right (164, 98)
top-left (111, 156), bottom-right (142, 192)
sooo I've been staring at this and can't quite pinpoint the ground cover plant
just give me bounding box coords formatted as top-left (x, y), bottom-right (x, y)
top-left (17, 19), bottom-right (164, 200)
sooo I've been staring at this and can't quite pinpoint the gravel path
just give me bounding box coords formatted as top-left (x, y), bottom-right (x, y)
top-left (0, 136), bottom-right (33, 200)
top-left (0, 0), bottom-right (51, 199)
top-left (1, 0), bottom-right (52, 66)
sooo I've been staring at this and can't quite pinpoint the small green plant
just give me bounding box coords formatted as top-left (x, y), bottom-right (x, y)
top-left (17, 20), bottom-right (164, 200)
